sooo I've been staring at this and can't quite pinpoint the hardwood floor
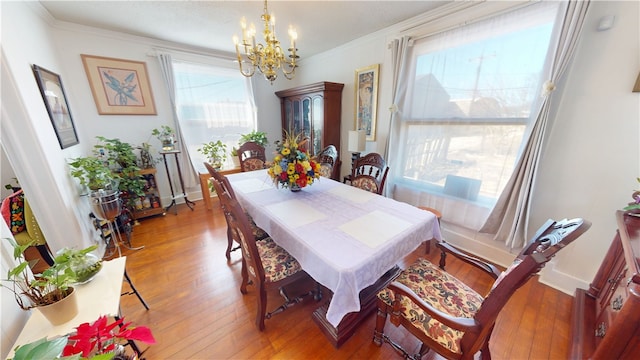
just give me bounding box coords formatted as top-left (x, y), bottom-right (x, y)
top-left (115, 199), bottom-right (573, 359)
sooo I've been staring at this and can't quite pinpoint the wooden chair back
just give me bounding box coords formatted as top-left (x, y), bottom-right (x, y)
top-left (316, 144), bottom-right (340, 180)
top-left (351, 152), bottom-right (389, 195)
top-left (214, 178), bottom-right (265, 281)
top-left (204, 162), bottom-right (236, 198)
top-left (237, 141), bottom-right (267, 172)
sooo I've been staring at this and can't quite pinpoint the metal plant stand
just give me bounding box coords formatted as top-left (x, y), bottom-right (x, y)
top-left (160, 150), bottom-right (195, 214)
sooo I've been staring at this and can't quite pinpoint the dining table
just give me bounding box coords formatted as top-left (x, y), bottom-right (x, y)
top-left (226, 169), bottom-right (442, 346)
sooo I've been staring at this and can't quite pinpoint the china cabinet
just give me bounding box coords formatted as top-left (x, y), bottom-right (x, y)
top-left (275, 81), bottom-right (344, 158)
top-left (569, 210), bottom-right (640, 359)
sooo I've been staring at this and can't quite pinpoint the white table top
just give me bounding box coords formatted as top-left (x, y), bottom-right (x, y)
top-left (227, 170), bottom-right (441, 327)
top-left (8, 256), bottom-right (126, 356)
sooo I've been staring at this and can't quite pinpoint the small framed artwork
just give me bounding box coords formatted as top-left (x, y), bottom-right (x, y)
top-left (32, 64), bottom-right (80, 149)
top-left (81, 54), bottom-right (157, 115)
top-left (354, 64), bottom-right (379, 141)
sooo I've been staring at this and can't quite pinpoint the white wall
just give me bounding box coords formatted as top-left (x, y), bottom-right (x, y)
top-left (534, 0), bottom-right (640, 288)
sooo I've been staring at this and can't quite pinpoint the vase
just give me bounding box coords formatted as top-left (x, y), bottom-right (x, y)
top-left (38, 287), bottom-right (79, 325)
top-left (290, 184), bottom-right (301, 192)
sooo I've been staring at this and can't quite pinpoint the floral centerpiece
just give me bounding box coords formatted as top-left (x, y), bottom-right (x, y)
top-left (268, 132), bottom-right (321, 191)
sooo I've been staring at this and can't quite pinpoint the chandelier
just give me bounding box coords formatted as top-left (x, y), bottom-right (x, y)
top-left (233, 0), bottom-right (299, 84)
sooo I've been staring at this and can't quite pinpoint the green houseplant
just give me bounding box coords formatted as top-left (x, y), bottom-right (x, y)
top-left (231, 130), bottom-right (269, 167)
top-left (94, 137), bottom-right (146, 210)
top-left (198, 140), bottom-right (227, 169)
top-left (151, 125), bottom-right (176, 151)
top-left (1, 239), bottom-right (99, 324)
top-left (68, 156), bottom-right (116, 193)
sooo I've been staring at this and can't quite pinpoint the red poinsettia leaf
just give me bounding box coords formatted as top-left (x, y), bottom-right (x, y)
top-left (125, 326), bottom-right (157, 344)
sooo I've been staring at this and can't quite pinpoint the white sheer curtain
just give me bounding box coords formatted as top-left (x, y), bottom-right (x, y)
top-left (157, 53), bottom-right (199, 188)
top-left (157, 54), bottom-right (257, 178)
top-left (388, 1), bottom-right (563, 235)
top-left (479, 1), bottom-right (591, 248)
top-left (383, 36), bottom-right (413, 198)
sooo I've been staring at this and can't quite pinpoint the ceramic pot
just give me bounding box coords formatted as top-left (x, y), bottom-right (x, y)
top-left (38, 287), bottom-right (79, 325)
top-left (290, 184), bottom-right (301, 192)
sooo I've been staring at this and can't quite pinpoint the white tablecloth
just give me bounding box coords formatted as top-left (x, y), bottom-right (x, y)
top-left (227, 170), bottom-right (442, 327)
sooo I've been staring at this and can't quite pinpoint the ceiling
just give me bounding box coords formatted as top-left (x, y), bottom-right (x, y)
top-left (39, 0), bottom-right (449, 57)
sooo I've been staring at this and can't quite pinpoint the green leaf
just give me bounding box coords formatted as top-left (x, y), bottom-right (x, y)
top-left (11, 336), bottom-right (67, 360)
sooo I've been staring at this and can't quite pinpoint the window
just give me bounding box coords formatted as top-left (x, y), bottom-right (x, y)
top-left (172, 61), bottom-right (256, 170)
top-left (395, 2), bottom-right (559, 207)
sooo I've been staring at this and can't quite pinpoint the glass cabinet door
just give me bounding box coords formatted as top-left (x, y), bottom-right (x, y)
top-left (311, 96), bottom-right (324, 155)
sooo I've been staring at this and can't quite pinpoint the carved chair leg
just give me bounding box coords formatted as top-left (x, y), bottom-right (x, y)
top-left (373, 304), bottom-right (388, 346)
top-left (225, 226), bottom-right (233, 260)
top-left (256, 285), bottom-right (267, 331)
top-left (240, 258), bottom-right (249, 294)
top-left (439, 247), bottom-right (447, 270)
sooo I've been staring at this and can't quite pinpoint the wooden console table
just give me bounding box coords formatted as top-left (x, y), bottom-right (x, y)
top-left (570, 210), bottom-right (640, 359)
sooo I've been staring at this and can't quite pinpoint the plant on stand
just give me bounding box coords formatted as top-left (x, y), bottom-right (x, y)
top-left (151, 125), bottom-right (176, 151)
top-left (198, 140), bottom-right (227, 170)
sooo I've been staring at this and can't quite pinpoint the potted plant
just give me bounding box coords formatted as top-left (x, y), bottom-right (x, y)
top-left (231, 130), bottom-right (269, 167)
top-left (68, 155), bottom-right (122, 221)
top-left (68, 156), bottom-right (118, 193)
top-left (151, 125), bottom-right (176, 151)
top-left (94, 137), bottom-right (146, 211)
top-left (198, 140), bottom-right (227, 170)
top-left (11, 315), bottom-right (155, 360)
top-left (239, 130), bottom-right (269, 148)
top-left (1, 240), bottom-right (99, 325)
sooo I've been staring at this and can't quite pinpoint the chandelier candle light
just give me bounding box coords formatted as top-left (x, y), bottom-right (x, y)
top-left (233, 0), bottom-right (299, 83)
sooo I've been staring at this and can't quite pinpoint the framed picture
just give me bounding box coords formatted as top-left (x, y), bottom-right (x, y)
top-left (81, 54), bottom-right (157, 115)
top-left (32, 65), bottom-right (80, 149)
top-left (354, 64), bottom-right (379, 141)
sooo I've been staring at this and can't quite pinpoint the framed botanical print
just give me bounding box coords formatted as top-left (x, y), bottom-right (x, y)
top-left (81, 54), bottom-right (157, 115)
top-left (32, 64), bottom-right (80, 149)
top-left (354, 64), bottom-right (379, 141)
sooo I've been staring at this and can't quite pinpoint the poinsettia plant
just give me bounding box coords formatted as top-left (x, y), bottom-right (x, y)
top-left (63, 316), bottom-right (155, 359)
top-left (11, 316), bottom-right (155, 360)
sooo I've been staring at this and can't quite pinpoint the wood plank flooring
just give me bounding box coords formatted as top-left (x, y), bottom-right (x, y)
top-left (115, 199), bottom-right (573, 359)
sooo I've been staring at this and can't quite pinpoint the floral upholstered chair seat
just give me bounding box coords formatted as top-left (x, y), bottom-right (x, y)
top-left (255, 237), bottom-right (303, 283)
top-left (242, 158), bottom-right (266, 172)
top-left (377, 258), bottom-right (484, 355)
top-left (351, 176), bottom-right (379, 194)
top-left (319, 163), bottom-right (333, 178)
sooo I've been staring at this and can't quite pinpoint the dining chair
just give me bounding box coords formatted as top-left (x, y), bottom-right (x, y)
top-left (204, 162), bottom-right (268, 260)
top-left (237, 141), bottom-right (267, 172)
top-left (315, 144), bottom-right (340, 180)
top-left (351, 152), bottom-right (389, 195)
top-left (214, 178), bottom-right (317, 330)
top-left (373, 217), bottom-right (591, 360)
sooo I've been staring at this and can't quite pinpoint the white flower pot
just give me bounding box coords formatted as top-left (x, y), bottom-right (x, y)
top-left (38, 287), bottom-right (79, 325)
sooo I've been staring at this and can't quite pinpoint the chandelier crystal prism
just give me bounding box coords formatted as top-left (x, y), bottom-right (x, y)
top-left (233, 0), bottom-right (299, 84)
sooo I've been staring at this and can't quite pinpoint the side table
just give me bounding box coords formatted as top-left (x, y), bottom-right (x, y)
top-left (160, 150), bottom-right (195, 214)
